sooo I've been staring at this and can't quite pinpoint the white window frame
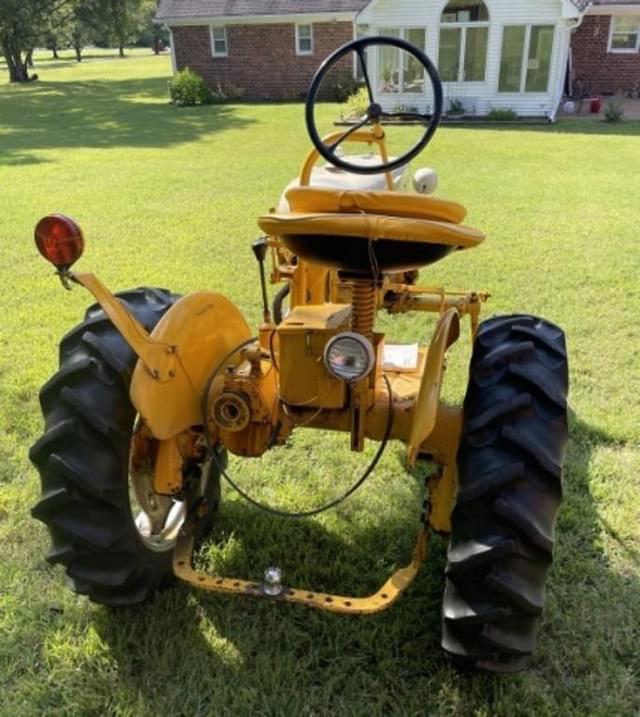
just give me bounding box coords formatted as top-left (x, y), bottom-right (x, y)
top-left (210, 25), bottom-right (228, 57)
top-left (608, 15), bottom-right (640, 54)
top-left (376, 27), bottom-right (427, 94)
top-left (497, 24), bottom-right (556, 94)
top-left (439, 20), bottom-right (490, 83)
top-left (296, 24), bottom-right (314, 56)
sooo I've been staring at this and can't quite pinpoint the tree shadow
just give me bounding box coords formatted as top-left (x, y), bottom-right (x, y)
top-left (0, 77), bottom-right (255, 164)
top-left (90, 413), bottom-right (640, 714)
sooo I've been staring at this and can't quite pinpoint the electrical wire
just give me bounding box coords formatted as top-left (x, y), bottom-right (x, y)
top-left (200, 337), bottom-right (395, 520)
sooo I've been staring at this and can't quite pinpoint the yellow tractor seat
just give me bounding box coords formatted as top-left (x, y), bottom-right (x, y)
top-left (286, 187), bottom-right (468, 225)
top-left (258, 211), bottom-right (485, 274)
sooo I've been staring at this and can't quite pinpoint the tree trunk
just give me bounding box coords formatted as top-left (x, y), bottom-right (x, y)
top-left (26, 49), bottom-right (34, 68)
top-left (153, 37), bottom-right (160, 55)
top-left (52, 46), bottom-right (59, 60)
top-left (74, 44), bottom-right (82, 62)
top-left (3, 48), bottom-right (30, 82)
top-left (118, 44), bottom-right (125, 58)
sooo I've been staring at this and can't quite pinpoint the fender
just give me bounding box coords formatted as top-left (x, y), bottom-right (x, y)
top-left (131, 292), bottom-right (251, 440)
top-left (407, 307), bottom-right (460, 466)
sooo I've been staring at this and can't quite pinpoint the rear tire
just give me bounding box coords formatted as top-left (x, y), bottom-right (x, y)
top-left (30, 288), bottom-right (222, 606)
top-left (441, 315), bottom-right (569, 672)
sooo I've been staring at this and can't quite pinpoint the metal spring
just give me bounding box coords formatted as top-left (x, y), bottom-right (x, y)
top-left (351, 280), bottom-right (377, 340)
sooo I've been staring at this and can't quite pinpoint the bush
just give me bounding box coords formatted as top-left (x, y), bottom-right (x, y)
top-left (169, 68), bottom-right (211, 106)
top-left (603, 98), bottom-right (624, 123)
top-left (331, 75), bottom-right (361, 103)
top-left (447, 98), bottom-right (465, 115)
top-left (209, 81), bottom-right (245, 104)
top-left (487, 107), bottom-right (518, 121)
top-left (341, 86), bottom-right (369, 120)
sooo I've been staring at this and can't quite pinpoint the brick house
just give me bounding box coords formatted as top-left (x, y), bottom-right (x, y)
top-left (571, 1), bottom-right (640, 95)
top-left (156, 0), bottom-right (639, 115)
top-left (156, 1), bottom-right (369, 101)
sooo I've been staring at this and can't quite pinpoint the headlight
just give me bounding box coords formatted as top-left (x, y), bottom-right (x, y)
top-left (324, 332), bottom-right (375, 382)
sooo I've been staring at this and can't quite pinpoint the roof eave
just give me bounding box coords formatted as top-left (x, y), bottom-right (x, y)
top-left (155, 11), bottom-right (360, 26)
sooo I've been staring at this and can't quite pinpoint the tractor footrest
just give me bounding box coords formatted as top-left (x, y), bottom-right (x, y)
top-left (173, 526), bottom-right (429, 615)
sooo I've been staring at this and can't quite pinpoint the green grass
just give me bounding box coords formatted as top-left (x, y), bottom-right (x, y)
top-left (1, 53), bottom-right (640, 717)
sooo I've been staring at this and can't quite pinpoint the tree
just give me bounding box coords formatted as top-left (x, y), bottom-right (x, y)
top-left (137, 0), bottom-right (168, 55)
top-left (82, 0), bottom-right (144, 57)
top-left (66, 2), bottom-right (97, 62)
top-left (42, 5), bottom-right (71, 59)
top-left (0, 0), bottom-right (71, 82)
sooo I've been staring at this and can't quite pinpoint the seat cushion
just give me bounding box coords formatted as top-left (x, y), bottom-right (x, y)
top-left (257, 212), bottom-right (485, 274)
top-left (285, 187), bottom-right (468, 224)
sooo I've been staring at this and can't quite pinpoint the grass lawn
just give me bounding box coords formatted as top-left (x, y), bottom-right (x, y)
top-left (1, 53), bottom-right (639, 717)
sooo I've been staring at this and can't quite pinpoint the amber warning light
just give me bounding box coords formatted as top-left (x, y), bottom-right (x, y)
top-left (34, 214), bottom-right (84, 270)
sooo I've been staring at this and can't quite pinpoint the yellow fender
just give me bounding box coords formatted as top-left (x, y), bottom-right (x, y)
top-left (131, 292), bottom-right (251, 440)
top-left (407, 308), bottom-right (460, 466)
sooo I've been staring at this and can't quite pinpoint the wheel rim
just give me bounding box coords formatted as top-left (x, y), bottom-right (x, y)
top-left (128, 420), bottom-right (191, 553)
top-left (133, 501), bottom-right (186, 552)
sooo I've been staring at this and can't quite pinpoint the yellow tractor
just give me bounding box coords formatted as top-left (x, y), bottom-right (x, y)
top-left (30, 37), bottom-right (568, 673)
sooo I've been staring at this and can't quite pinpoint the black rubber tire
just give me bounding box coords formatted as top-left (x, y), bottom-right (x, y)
top-left (441, 315), bottom-right (569, 673)
top-left (29, 287), bottom-right (222, 606)
top-left (272, 284), bottom-right (290, 325)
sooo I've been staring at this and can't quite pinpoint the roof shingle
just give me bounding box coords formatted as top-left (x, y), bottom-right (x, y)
top-left (156, 0), bottom-right (371, 22)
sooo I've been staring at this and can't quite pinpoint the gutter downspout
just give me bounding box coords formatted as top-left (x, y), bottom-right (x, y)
top-left (550, 3), bottom-right (593, 122)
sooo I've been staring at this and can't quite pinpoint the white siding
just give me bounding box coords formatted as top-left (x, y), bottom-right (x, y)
top-left (359, 0), bottom-right (573, 118)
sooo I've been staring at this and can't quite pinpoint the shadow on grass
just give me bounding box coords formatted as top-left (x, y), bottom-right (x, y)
top-left (0, 77), bottom-right (255, 164)
top-left (89, 414), bottom-right (639, 713)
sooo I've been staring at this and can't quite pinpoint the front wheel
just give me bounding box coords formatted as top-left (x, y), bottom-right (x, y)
top-left (29, 288), bottom-right (223, 606)
top-left (442, 315), bottom-right (569, 672)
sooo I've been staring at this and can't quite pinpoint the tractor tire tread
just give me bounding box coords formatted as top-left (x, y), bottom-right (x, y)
top-left (441, 314), bottom-right (568, 672)
top-left (30, 288), bottom-right (180, 605)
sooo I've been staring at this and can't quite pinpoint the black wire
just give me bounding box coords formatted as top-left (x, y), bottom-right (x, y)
top-left (201, 337), bottom-right (395, 520)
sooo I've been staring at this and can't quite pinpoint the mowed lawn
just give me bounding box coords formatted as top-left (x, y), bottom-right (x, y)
top-left (1, 52), bottom-right (640, 717)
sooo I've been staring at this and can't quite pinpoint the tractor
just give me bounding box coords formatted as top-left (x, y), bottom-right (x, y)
top-left (29, 37), bottom-right (569, 673)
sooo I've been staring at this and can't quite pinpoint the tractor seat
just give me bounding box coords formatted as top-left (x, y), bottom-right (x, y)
top-left (258, 187), bottom-right (485, 275)
top-left (286, 187), bottom-right (469, 224)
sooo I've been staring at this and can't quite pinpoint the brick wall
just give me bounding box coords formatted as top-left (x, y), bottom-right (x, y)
top-left (571, 15), bottom-right (640, 95)
top-left (172, 21), bottom-right (355, 100)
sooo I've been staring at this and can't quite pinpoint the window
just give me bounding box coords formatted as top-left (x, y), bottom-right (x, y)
top-left (354, 25), bottom-right (370, 82)
top-left (526, 26), bottom-right (555, 91)
top-left (377, 27), bottom-right (426, 93)
top-left (296, 24), bottom-right (313, 55)
top-left (499, 25), bottom-right (555, 93)
top-left (439, 1), bottom-right (489, 83)
top-left (211, 26), bottom-right (228, 57)
top-left (609, 16), bottom-right (640, 53)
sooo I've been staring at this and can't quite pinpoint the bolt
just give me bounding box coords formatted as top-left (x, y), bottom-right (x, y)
top-left (262, 566), bottom-right (284, 596)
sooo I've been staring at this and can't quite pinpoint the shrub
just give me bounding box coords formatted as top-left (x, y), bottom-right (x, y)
top-left (487, 107), bottom-right (518, 122)
top-left (392, 104), bottom-right (419, 114)
top-left (210, 82), bottom-right (245, 103)
top-left (341, 86), bottom-right (370, 120)
top-left (447, 98), bottom-right (465, 115)
top-left (331, 75), bottom-right (361, 103)
top-left (169, 68), bottom-right (211, 106)
top-left (603, 98), bottom-right (624, 123)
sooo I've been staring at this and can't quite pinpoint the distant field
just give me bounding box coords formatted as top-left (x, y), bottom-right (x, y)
top-left (1, 52), bottom-right (639, 717)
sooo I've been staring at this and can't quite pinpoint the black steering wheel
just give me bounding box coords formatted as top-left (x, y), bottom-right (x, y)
top-left (305, 36), bottom-right (444, 176)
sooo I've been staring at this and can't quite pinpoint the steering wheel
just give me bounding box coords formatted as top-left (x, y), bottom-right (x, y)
top-left (305, 36), bottom-right (444, 176)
